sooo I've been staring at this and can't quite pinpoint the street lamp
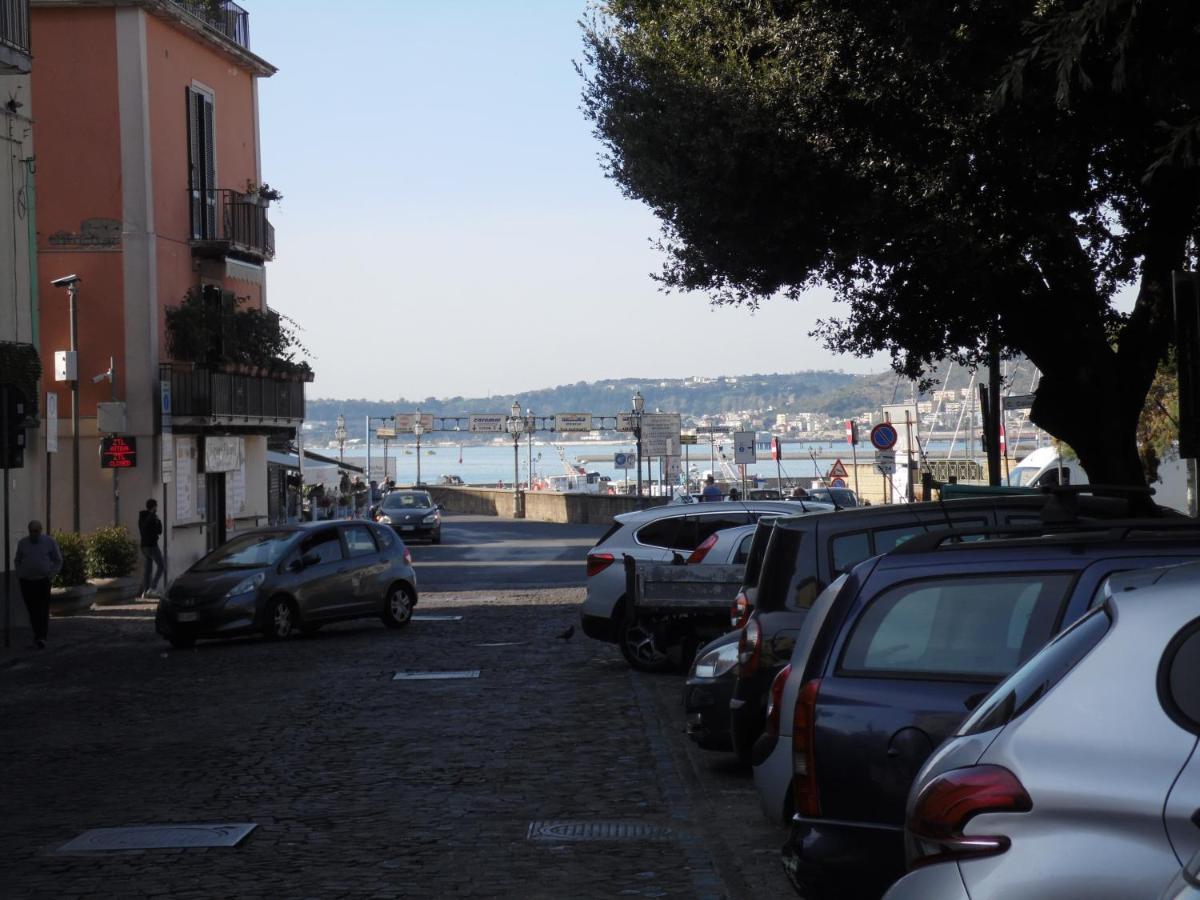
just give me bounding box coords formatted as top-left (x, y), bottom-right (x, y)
top-left (508, 400), bottom-right (525, 517)
top-left (413, 408), bottom-right (424, 486)
top-left (51, 274), bottom-right (81, 532)
top-left (335, 414), bottom-right (347, 464)
top-left (632, 390), bottom-right (645, 497)
top-left (526, 408), bottom-right (535, 491)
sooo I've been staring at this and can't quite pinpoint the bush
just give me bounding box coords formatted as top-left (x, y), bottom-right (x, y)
top-left (51, 531), bottom-right (88, 588)
top-left (85, 526), bottom-right (139, 579)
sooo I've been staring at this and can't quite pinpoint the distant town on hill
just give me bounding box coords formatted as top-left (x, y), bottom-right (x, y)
top-left (305, 359), bottom-right (1040, 447)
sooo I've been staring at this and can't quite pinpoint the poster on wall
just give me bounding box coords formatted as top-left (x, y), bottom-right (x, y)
top-left (175, 436), bottom-right (197, 522)
top-left (225, 460), bottom-right (247, 518)
top-left (204, 436), bottom-right (244, 473)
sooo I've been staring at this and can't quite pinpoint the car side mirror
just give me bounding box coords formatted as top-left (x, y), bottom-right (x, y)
top-left (437, 504), bottom-right (445, 511)
top-left (287, 558), bottom-right (304, 573)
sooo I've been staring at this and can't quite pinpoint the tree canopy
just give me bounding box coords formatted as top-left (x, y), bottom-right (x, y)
top-left (580, 0), bottom-right (1200, 483)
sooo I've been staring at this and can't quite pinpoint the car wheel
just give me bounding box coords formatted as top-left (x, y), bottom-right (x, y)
top-left (382, 584), bottom-right (414, 629)
top-left (263, 596), bottom-right (296, 640)
top-left (168, 633), bottom-right (196, 649)
top-left (618, 616), bottom-right (676, 673)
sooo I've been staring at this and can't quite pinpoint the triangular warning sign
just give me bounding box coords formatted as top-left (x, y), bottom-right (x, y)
top-left (828, 459), bottom-right (849, 479)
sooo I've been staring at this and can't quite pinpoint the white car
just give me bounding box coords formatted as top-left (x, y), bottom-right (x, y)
top-left (580, 500), bottom-right (831, 671)
top-left (884, 561), bottom-right (1200, 900)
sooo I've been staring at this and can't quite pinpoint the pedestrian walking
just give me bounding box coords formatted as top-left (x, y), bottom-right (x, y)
top-left (138, 498), bottom-right (165, 598)
top-left (14, 521), bottom-right (61, 649)
top-left (701, 474), bottom-right (722, 502)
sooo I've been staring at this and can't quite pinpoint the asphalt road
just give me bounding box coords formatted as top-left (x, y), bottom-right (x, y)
top-left (408, 513), bottom-right (609, 591)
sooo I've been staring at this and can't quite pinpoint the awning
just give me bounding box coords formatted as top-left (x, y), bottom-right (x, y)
top-left (267, 450), bottom-right (364, 474)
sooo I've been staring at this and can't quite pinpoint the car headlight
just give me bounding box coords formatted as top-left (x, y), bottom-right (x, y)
top-left (226, 572), bottom-right (266, 598)
top-left (377, 514), bottom-right (393, 524)
top-left (422, 511), bottom-right (439, 523)
top-left (692, 642), bottom-right (739, 679)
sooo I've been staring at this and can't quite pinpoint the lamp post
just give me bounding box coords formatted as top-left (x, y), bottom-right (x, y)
top-left (413, 409), bottom-right (424, 486)
top-left (335, 414), bottom-right (347, 465)
top-left (632, 390), bottom-right (644, 497)
top-left (508, 400), bottom-right (524, 518)
top-left (51, 275), bottom-right (82, 532)
top-left (526, 408), bottom-right (535, 491)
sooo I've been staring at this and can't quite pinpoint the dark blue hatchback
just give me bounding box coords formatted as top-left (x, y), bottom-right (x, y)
top-left (778, 521), bottom-right (1200, 899)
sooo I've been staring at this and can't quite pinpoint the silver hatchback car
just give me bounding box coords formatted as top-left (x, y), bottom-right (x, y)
top-left (884, 561), bottom-right (1200, 900)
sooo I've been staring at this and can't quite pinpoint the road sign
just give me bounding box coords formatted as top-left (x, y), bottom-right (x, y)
top-left (45, 392), bottom-right (58, 453)
top-left (874, 449), bottom-right (896, 475)
top-left (555, 413), bottom-right (592, 433)
top-left (828, 459), bottom-right (849, 479)
top-left (395, 413), bottom-right (434, 433)
top-left (641, 413), bottom-right (681, 456)
top-left (100, 435), bottom-right (137, 469)
top-left (679, 434), bottom-right (698, 445)
top-left (846, 421), bottom-right (858, 445)
top-left (614, 451), bottom-right (631, 468)
top-left (734, 431), bottom-right (757, 464)
top-left (616, 412), bottom-right (634, 432)
top-left (1003, 393), bottom-right (1036, 410)
top-left (468, 414), bottom-right (505, 433)
top-left (376, 426), bottom-right (396, 439)
top-left (870, 422), bottom-right (898, 451)
top-left (831, 477), bottom-right (847, 488)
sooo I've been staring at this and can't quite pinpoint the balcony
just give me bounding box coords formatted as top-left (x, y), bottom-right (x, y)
top-left (0, 0), bottom-right (30, 73)
top-left (189, 189), bottom-right (275, 264)
top-left (168, 0), bottom-right (249, 50)
top-left (162, 364), bottom-right (305, 431)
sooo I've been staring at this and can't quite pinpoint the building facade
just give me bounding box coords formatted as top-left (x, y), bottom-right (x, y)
top-left (31, 0), bottom-right (304, 574)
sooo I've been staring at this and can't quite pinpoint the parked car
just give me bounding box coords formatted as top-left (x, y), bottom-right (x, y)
top-left (1163, 849), bottom-right (1200, 900)
top-left (738, 489), bottom-right (1183, 779)
top-left (884, 560), bottom-right (1200, 900)
top-left (375, 489), bottom-right (443, 543)
top-left (749, 488), bottom-right (783, 500)
top-left (156, 522), bottom-right (418, 648)
top-left (804, 486), bottom-right (860, 508)
top-left (757, 520), bottom-right (1200, 899)
top-left (580, 500), bottom-right (831, 671)
top-left (684, 517), bottom-right (780, 750)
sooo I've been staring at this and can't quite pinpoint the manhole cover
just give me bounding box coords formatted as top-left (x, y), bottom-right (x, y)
top-left (412, 614), bottom-right (463, 622)
top-left (393, 670), bottom-right (480, 681)
top-left (58, 823), bottom-right (256, 853)
top-left (526, 821), bottom-right (674, 842)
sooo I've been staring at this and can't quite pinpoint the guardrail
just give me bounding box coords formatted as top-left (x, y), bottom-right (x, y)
top-left (169, 0), bottom-right (249, 49)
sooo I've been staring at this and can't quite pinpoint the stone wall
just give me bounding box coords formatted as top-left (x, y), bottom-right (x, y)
top-left (424, 486), bottom-right (669, 524)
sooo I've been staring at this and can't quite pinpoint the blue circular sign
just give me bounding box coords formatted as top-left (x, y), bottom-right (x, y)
top-left (870, 422), bottom-right (898, 451)
top-left (831, 477), bottom-right (847, 488)
top-left (614, 452), bottom-right (630, 468)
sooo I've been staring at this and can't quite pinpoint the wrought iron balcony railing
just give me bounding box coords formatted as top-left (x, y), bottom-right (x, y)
top-left (163, 364), bottom-right (305, 427)
top-left (0, 0), bottom-right (31, 71)
top-left (169, 0), bottom-right (249, 50)
top-left (189, 188), bottom-right (275, 262)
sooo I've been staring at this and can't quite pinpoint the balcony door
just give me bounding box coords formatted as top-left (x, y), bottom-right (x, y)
top-left (187, 86), bottom-right (216, 240)
top-left (205, 472), bottom-right (226, 552)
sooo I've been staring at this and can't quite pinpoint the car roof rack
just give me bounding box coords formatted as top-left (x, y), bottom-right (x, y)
top-left (889, 516), bottom-right (1200, 555)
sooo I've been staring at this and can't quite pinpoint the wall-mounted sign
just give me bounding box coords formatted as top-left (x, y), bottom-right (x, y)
top-left (100, 435), bottom-right (137, 469)
top-left (468, 414), bottom-right (506, 433)
top-left (204, 435), bottom-right (244, 473)
top-left (555, 413), bottom-right (592, 433)
top-left (641, 413), bottom-right (681, 457)
top-left (46, 393), bottom-right (58, 454)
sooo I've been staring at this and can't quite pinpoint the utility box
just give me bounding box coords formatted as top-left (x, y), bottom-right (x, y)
top-left (97, 401), bottom-right (128, 434)
top-left (54, 350), bottom-right (77, 382)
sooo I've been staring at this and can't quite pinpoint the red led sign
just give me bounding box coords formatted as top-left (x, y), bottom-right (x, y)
top-left (100, 435), bottom-right (137, 469)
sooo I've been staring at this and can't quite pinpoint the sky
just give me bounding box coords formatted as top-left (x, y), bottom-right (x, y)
top-left (251, 0), bottom-right (890, 402)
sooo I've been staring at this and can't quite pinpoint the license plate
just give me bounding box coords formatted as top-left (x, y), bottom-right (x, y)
top-left (177, 612), bottom-right (198, 622)
top-left (401, 525), bottom-right (415, 532)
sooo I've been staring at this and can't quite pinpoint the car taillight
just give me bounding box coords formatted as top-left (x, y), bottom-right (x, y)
top-left (586, 553), bottom-right (615, 578)
top-left (908, 765), bottom-right (1032, 868)
top-left (791, 678), bottom-right (822, 817)
top-left (730, 589), bottom-right (751, 629)
top-left (737, 617), bottom-right (763, 676)
top-left (686, 534), bottom-right (718, 564)
top-left (764, 664), bottom-right (792, 738)
top-left (403, 548), bottom-right (412, 566)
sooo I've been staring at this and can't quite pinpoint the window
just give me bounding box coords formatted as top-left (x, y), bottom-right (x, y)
top-left (382, 492), bottom-right (431, 510)
top-left (299, 529), bottom-right (343, 566)
top-left (831, 532), bottom-right (871, 573)
top-left (691, 514), bottom-right (753, 549)
top-left (374, 526), bottom-right (397, 549)
top-left (198, 531), bottom-right (293, 570)
top-left (840, 573), bottom-right (1073, 678)
top-left (961, 607), bottom-right (1111, 736)
top-left (636, 518), bottom-right (681, 550)
top-left (734, 532), bottom-right (755, 565)
top-left (755, 527), bottom-right (804, 613)
top-left (187, 86), bottom-right (216, 239)
top-left (343, 525), bottom-right (378, 558)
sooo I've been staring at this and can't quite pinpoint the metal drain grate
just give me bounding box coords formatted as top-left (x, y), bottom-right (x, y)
top-left (526, 820), bottom-right (674, 842)
top-left (58, 823), bottom-right (256, 853)
top-left (412, 614), bottom-right (463, 622)
top-left (393, 670), bottom-right (480, 681)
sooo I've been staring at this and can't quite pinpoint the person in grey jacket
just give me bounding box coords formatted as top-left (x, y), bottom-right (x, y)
top-left (14, 521), bottom-right (62, 649)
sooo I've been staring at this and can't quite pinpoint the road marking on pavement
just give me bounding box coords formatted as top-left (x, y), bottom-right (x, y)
top-left (57, 823), bottom-right (257, 853)
top-left (475, 641), bottom-right (527, 647)
top-left (393, 670), bottom-right (480, 681)
top-left (526, 821), bottom-right (674, 842)
top-left (412, 614), bottom-right (464, 622)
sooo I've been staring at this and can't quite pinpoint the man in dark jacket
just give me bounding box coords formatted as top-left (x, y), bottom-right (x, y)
top-left (14, 520), bottom-right (62, 648)
top-left (138, 498), bottom-right (164, 598)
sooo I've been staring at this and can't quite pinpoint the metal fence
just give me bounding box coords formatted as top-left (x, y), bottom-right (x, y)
top-left (190, 189), bottom-right (275, 260)
top-left (165, 366), bottom-right (304, 424)
top-left (0, 0), bottom-right (29, 55)
top-left (169, 0), bottom-right (249, 49)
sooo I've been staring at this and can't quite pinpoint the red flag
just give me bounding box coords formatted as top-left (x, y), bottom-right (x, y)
top-left (846, 421), bottom-right (858, 445)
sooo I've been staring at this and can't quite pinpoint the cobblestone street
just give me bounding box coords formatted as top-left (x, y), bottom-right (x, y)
top-left (0, 588), bottom-right (793, 899)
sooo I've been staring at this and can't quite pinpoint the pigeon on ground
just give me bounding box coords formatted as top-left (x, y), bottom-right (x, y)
top-left (556, 625), bottom-right (575, 641)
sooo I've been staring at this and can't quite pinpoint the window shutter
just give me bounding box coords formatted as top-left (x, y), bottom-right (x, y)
top-left (187, 88), bottom-right (202, 238)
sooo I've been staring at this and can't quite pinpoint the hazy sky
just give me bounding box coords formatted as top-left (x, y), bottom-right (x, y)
top-left (252, 1), bottom-right (889, 402)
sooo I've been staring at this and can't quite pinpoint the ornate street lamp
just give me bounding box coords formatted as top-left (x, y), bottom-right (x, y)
top-left (632, 390), bottom-right (645, 497)
top-left (335, 414), bottom-right (347, 465)
top-left (508, 400), bottom-right (525, 516)
top-left (526, 408), bottom-right (535, 491)
top-left (413, 408), bottom-right (424, 486)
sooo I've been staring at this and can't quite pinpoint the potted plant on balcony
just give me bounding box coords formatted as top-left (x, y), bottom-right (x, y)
top-left (244, 181), bottom-right (284, 208)
top-left (50, 530), bottom-right (96, 616)
top-left (85, 526), bottom-right (141, 605)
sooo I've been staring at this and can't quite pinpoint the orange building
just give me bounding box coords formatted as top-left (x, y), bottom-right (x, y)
top-left (31, 0), bottom-right (306, 572)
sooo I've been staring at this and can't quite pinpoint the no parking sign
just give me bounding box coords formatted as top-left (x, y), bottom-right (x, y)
top-left (870, 422), bottom-right (898, 451)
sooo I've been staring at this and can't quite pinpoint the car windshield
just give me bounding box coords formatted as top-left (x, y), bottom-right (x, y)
top-left (382, 492), bottom-right (431, 510)
top-left (1009, 466), bottom-right (1042, 487)
top-left (197, 531), bottom-right (294, 570)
